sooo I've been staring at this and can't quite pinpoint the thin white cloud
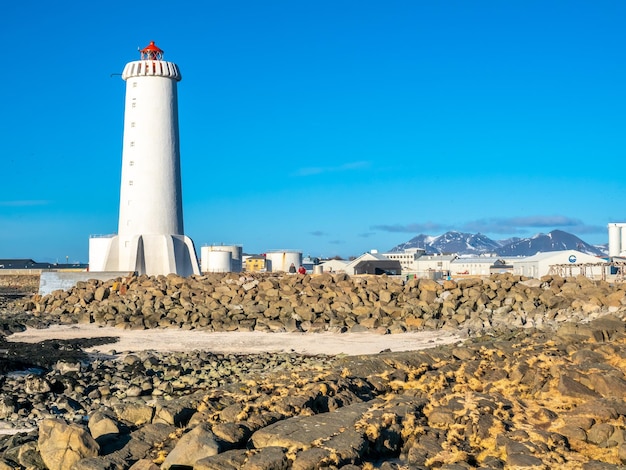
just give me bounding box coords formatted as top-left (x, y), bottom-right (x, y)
top-left (0, 200), bottom-right (50, 207)
top-left (292, 161), bottom-right (370, 177)
top-left (341, 161), bottom-right (370, 170)
top-left (295, 167), bottom-right (325, 176)
top-left (372, 222), bottom-right (449, 233)
top-left (500, 216), bottom-right (583, 227)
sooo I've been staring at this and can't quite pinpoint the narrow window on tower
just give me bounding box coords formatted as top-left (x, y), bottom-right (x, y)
top-left (132, 82), bottom-right (137, 88)
top-left (129, 161), bottom-right (135, 166)
top-left (131, 102), bottom-right (136, 108)
top-left (129, 180), bottom-right (133, 186)
top-left (130, 122), bottom-right (135, 127)
top-left (130, 141), bottom-right (135, 147)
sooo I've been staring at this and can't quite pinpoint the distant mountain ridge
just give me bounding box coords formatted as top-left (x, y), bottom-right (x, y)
top-left (390, 230), bottom-right (607, 257)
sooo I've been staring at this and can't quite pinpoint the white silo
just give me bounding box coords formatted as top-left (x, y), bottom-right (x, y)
top-left (608, 223), bottom-right (622, 257)
top-left (265, 250), bottom-right (302, 272)
top-left (89, 41), bottom-right (200, 277)
top-left (231, 246), bottom-right (243, 272)
top-left (200, 245), bottom-right (243, 273)
top-left (206, 251), bottom-right (232, 273)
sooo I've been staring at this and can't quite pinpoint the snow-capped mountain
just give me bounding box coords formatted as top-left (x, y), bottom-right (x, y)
top-left (391, 231), bottom-right (501, 255)
top-left (389, 230), bottom-right (607, 257)
top-left (495, 230), bottom-right (606, 257)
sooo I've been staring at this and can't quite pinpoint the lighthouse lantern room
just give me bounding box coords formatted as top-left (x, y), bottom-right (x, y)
top-left (140, 40), bottom-right (164, 60)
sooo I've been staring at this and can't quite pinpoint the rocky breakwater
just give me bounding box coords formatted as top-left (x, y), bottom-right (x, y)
top-left (13, 272), bottom-right (626, 335)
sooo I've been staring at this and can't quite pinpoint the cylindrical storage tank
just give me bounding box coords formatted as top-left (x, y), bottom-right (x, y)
top-left (227, 245), bottom-right (243, 273)
top-left (200, 245), bottom-right (243, 273)
top-left (265, 250), bottom-right (302, 272)
top-left (620, 224), bottom-right (626, 257)
top-left (608, 223), bottom-right (622, 258)
top-left (206, 250), bottom-right (232, 273)
top-left (200, 246), bottom-right (210, 272)
top-left (313, 265), bottom-right (323, 275)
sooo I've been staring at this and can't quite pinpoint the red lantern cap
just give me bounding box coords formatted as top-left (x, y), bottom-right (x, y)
top-left (140, 41), bottom-right (163, 60)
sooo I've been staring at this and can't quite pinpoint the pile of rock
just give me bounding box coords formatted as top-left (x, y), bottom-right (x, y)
top-left (14, 272), bottom-right (626, 336)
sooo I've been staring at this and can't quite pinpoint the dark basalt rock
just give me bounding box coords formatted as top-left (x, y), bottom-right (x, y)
top-left (0, 336), bottom-right (118, 373)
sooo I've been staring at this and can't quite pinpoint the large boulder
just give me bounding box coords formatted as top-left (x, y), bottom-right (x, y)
top-left (38, 418), bottom-right (99, 470)
top-left (161, 423), bottom-right (222, 470)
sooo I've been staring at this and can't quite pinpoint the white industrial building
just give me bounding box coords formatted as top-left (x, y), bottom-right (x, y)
top-left (89, 41), bottom-right (199, 277)
top-left (344, 251), bottom-right (402, 275)
top-left (513, 250), bottom-right (606, 279)
top-left (409, 254), bottom-right (456, 279)
top-left (320, 248), bottom-right (610, 280)
top-left (383, 248), bottom-right (457, 277)
top-left (383, 248), bottom-right (426, 271)
top-left (450, 256), bottom-right (514, 277)
top-left (319, 259), bottom-right (349, 273)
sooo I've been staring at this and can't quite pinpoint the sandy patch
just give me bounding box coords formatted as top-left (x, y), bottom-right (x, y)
top-left (8, 324), bottom-right (462, 356)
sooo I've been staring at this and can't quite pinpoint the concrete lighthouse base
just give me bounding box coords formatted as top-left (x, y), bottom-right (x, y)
top-left (90, 234), bottom-right (200, 277)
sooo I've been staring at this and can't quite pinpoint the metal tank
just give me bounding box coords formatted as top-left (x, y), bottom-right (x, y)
top-left (608, 224), bottom-right (622, 258)
top-left (200, 245), bottom-right (243, 273)
top-left (265, 250), bottom-right (302, 272)
top-left (206, 250), bottom-right (232, 273)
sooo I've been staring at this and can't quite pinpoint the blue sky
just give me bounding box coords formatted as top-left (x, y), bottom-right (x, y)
top-left (1, 1), bottom-right (625, 263)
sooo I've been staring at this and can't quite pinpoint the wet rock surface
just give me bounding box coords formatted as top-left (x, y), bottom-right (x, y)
top-left (0, 335), bottom-right (116, 373)
top-left (0, 273), bottom-right (626, 468)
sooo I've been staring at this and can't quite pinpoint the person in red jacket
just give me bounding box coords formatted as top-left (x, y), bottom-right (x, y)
top-left (297, 265), bottom-right (306, 274)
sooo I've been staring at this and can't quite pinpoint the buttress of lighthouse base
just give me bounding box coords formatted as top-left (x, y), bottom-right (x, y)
top-left (90, 233), bottom-right (199, 277)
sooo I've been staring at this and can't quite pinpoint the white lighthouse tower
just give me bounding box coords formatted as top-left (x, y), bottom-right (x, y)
top-left (89, 41), bottom-right (200, 277)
